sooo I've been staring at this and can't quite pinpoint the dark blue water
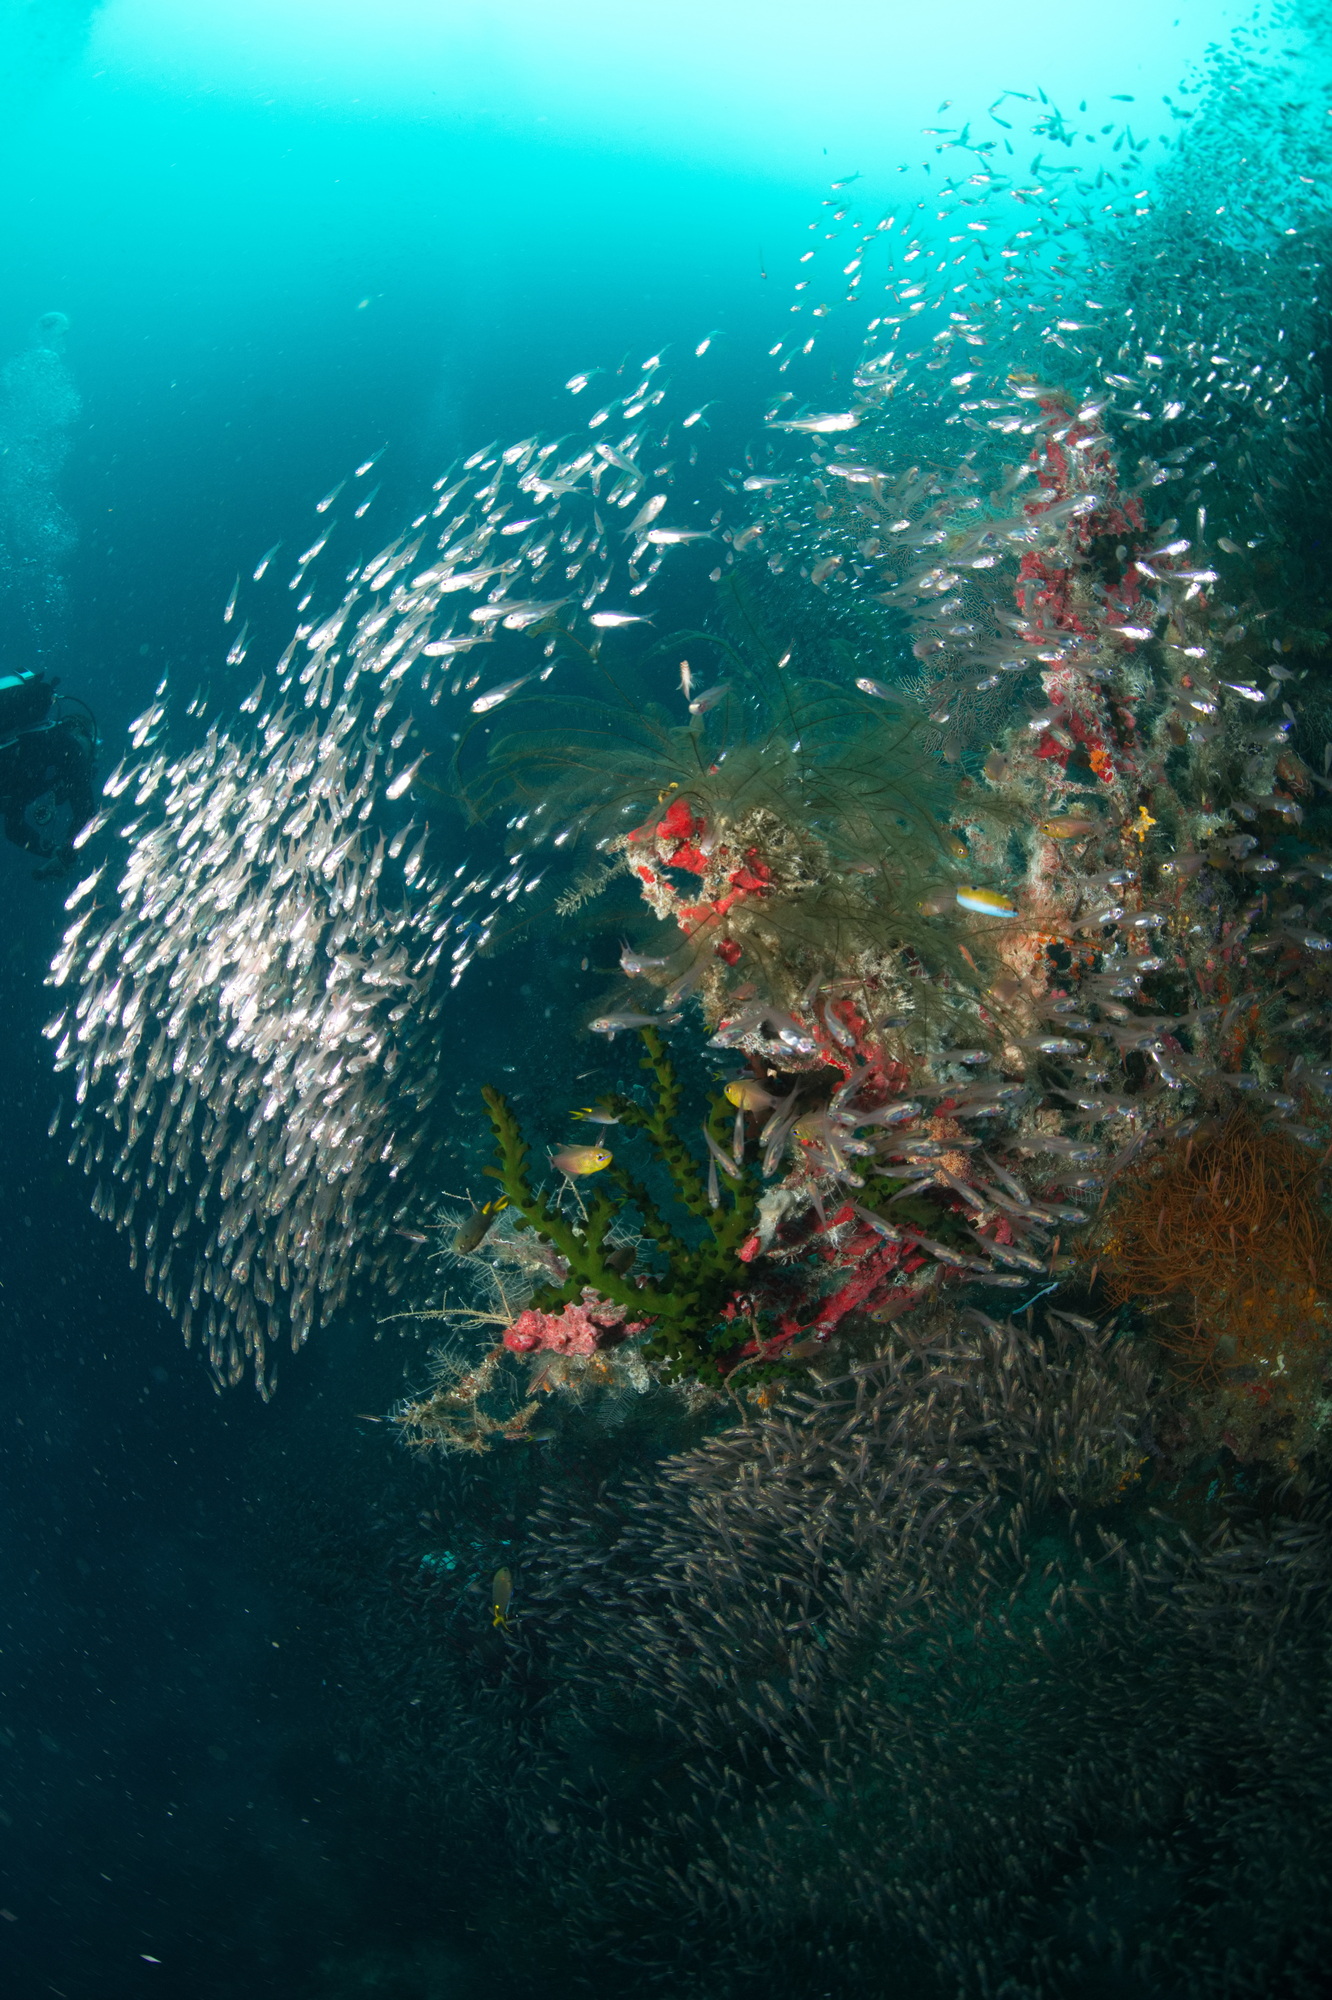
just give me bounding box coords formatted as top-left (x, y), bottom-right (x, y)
top-left (1, 32), bottom-right (698, 1990)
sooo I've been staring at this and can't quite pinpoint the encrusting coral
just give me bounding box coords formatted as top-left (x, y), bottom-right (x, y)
top-left (435, 363), bottom-right (1332, 1477)
top-left (371, 16), bottom-right (1332, 1489)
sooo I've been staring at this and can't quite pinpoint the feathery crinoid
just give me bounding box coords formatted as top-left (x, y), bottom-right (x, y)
top-left (451, 610), bottom-right (1019, 1035)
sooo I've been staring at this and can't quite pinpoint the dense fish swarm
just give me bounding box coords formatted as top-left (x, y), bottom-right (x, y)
top-left (413, 340), bottom-right (1332, 1445)
top-left (46, 350), bottom-right (732, 1385)
top-left (45, 702), bottom-right (451, 1391)
top-left (47, 0), bottom-right (1332, 1452)
top-left (334, 1302), bottom-right (1332, 1999)
top-left (380, 0), bottom-right (1332, 1455)
top-left (201, 9), bottom-right (1332, 1999)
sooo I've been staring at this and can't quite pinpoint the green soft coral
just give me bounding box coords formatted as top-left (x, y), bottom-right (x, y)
top-left (480, 1028), bottom-right (760, 1383)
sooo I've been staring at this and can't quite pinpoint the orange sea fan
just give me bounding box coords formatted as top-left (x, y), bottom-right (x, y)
top-left (1096, 1114), bottom-right (1332, 1463)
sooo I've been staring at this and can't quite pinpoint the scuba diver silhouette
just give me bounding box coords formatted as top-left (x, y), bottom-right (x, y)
top-left (0, 668), bottom-right (97, 878)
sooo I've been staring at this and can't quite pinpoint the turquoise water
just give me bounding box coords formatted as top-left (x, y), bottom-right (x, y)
top-left (3, 3), bottom-right (1332, 1995)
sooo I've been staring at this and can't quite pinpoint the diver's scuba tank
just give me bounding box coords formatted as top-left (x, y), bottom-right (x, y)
top-left (0, 669), bottom-right (99, 875)
top-left (0, 668), bottom-right (55, 747)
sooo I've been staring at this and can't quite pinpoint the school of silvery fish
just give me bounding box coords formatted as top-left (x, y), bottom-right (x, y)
top-left (43, 7), bottom-right (1332, 1395)
top-left (42, 350), bottom-right (739, 1389)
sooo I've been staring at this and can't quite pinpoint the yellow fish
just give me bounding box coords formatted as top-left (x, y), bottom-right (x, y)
top-left (724, 1078), bottom-right (774, 1112)
top-left (550, 1143), bottom-right (613, 1176)
top-left (571, 1099), bottom-right (621, 1125)
top-left (453, 1195), bottom-right (507, 1256)
top-left (956, 887), bottom-right (1018, 918)
top-left (492, 1567), bottom-right (513, 1629)
top-left (1040, 815), bottom-right (1098, 840)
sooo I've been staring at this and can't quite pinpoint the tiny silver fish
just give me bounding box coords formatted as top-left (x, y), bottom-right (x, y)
top-left (588, 1011), bottom-right (681, 1036)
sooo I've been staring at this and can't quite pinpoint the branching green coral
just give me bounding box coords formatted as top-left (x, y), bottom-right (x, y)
top-left (480, 1029), bottom-right (761, 1383)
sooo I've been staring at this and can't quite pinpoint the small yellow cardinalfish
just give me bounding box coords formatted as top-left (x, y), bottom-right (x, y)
top-left (956, 887), bottom-right (1018, 918)
top-left (550, 1143), bottom-right (613, 1176)
top-left (724, 1077), bottom-right (774, 1112)
top-left (492, 1567), bottom-right (513, 1629)
top-left (1039, 814), bottom-right (1098, 840)
top-left (453, 1194), bottom-right (507, 1256)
